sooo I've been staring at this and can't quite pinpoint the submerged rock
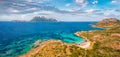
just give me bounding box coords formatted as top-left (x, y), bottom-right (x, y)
top-left (32, 40), bottom-right (41, 48)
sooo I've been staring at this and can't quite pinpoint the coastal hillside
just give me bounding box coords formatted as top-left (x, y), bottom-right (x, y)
top-left (31, 16), bottom-right (57, 22)
top-left (76, 18), bottom-right (120, 57)
top-left (98, 18), bottom-right (119, 24)
top-left (19, 18), bottom-right (120, 57)
top-left (93, 18), bottom-right (120, 29)
top-left (20, 40), bottom-right (85, 57)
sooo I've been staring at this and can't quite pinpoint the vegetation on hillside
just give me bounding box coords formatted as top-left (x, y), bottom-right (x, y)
top-left (31, 41), bottom-right (85, 57)
top-left (76, 18), bottom-right (120, 57)
top-left (93, 18), bottom-right (120, 29)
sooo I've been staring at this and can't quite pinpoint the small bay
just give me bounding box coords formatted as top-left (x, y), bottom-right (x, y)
top-left (0, 22), bottom-right (102, 57)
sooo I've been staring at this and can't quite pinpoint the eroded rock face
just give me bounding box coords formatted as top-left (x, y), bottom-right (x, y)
top-left (97, 18), bottom-right (120, 24)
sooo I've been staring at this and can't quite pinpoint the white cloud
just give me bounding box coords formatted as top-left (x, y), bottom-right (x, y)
top-left (21, 15), bottom-right (27, 19)
top-left (65, 3), bottom-right (71, 7)
top-left (111, 0), bottom-right (120, 4)
top-left (16, 4), bottom-right (26, 6)
top-left (103, 9), bottom-right (115, 16)
top-left (76, 0), bottom-right (84, 3)
top-left (111, 0), bottom-right (117, 4)
top-left (0, 14), bottom-right (30, 21)
top-left (85, 9), bottom-right (95, 14)
top-left (103, 9), bottom-right (120, 16)
top-left (34, 11), bottom-right (55, 14)
top-left (27, 0), bottom-right (32, 2)
top-left (8, 8), bottom-right (20, 13)
top-left (28, 0), bottom-right (52, 3)
top-left (75, 0), bottom-right (88, 7)
top-left (13, 3), bottom-right (26, 6)
top-left (67, 10), bottom-right (75, 12)
top-left (92, 0), bottom-right (98, 5)
top-left (25, 7), bottom-right (38, 11)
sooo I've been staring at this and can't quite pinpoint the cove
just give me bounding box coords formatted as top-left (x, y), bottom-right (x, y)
top-left (0, 22), bottom-right (103, 57)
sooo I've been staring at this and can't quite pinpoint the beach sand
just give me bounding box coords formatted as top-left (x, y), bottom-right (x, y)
top-left (77, 41), bottom-right (90, 49)
top-left (75, 32), bottom-right (91, 49)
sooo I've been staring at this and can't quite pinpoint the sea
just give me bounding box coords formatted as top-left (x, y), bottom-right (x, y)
top-left (0, 22), bottom-right (102, 57)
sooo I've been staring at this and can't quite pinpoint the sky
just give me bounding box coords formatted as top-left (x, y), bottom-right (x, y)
top-left (0, 0), bottom-right (120, 21)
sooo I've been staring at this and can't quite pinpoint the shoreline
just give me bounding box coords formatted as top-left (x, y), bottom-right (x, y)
top-left (19, 30), bottom-right (94, 57)
top-left (19, 32), bottom-right (91, 57)
top-left (75, 32), bottom-right (90, 42)
top-left (19, 40), bottom-right (62, 57)
top-left (75, 32), bottom-right (91, 49)
top-left (92, 24), bottom-right (106, 30)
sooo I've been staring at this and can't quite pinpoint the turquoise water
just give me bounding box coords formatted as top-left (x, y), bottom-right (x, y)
top-left (0, 22), bottom-right (102, 57)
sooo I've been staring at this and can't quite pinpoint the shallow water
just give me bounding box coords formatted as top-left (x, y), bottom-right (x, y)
top-left (0, 22), bottom-right (102, 57)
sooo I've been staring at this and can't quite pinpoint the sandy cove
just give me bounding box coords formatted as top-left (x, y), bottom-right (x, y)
top-left (19, 32), bottom-right (91, 57)
top-left (75, 32), bottom-right (91, 49)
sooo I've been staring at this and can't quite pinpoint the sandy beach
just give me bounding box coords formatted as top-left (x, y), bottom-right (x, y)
top-left (75, 32), bottom-right (91, 49)
top-left (77, 41), bottom-right (90, 48)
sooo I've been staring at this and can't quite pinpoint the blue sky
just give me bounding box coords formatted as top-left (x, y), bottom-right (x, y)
top-left (0, 0), bottom-right (120, 21)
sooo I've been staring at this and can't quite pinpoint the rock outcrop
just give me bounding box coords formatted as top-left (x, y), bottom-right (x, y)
top-left (97, 18), bottom-right (120, 24)
top-left (93, 18), bottom-right (120, 28)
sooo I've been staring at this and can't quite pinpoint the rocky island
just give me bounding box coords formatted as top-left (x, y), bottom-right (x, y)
top-left (30, 16), bottom-right (58, 22)
top-left (19, 18), bottom-right (120, 57)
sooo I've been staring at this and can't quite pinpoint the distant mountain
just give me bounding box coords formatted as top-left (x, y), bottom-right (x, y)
top-left (30, 16), bottom-right (57, 22)
top-left (93, 18), bottom-right (120, 28)
top-left (97, 18), bottom-right (120, 24)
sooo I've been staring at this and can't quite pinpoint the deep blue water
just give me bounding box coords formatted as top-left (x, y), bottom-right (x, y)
top-left (0, 22), bottom-right (102, 57)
